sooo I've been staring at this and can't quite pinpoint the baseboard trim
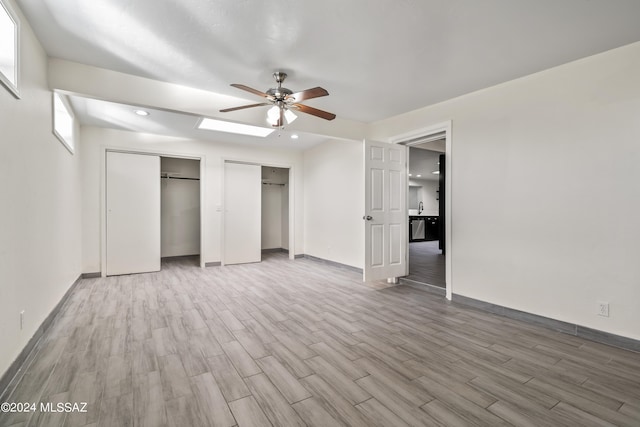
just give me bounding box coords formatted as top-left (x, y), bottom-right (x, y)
top-left (301, 254), bottom-right (363, 274)
top-left (161, 255), bottom-right (200, 260)
top-left (0, 274), bottom-right (83, 400)
top-left (452, 293), bottom-right (640, 353)
top-left (576, 325), bottom-right (640, 353)
top-left (294, 254), bottom-right (305, 259)
top-left (205, 261), bottom-right (221, 267)
top-left (81, 272), bottom-right (101, 279)
top-left (261, 248), bottom-right (289, 254)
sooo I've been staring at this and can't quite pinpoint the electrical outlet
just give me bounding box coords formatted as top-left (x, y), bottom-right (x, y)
top-left (597, 302), bottom-right (609, 317)
top-left (20, 310), bottom-right (25, 330)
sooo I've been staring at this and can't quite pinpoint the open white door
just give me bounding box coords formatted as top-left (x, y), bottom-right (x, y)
top-left (224, 162), bottom-right (262, 265)
top-left (363, 140), bottom-right (407, 281)
top-left (106, 151), bottom-right (161, 276)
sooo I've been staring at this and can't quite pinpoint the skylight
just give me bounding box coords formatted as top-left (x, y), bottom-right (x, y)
top-left (197, 118), bottom-right (275, 138)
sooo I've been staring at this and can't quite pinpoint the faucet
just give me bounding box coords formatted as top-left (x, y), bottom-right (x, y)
top-left (418, 201), bottom-right (424, 215)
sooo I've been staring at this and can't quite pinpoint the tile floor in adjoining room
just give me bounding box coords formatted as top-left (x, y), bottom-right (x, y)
top-left (407, 240), bottom-right (445, 288)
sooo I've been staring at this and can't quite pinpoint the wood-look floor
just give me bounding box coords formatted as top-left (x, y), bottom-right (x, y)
top-left (2, 253), bottom-right (640, 426)
top-left (408, 240), bottom-right (446, 288)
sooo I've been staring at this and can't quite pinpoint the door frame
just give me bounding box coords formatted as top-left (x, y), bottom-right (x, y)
top-left (101, 146), bottom-right (206, 276)
top-left (221, 158), bottom-right (295, 265)
top-left (389, 121), bottom-right (452, 300)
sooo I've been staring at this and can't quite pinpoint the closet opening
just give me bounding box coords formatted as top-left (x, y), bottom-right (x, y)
top-left (261, 166), bottom-right (290, 255)
top-left (103, 150), bottom-right (205, 276)
top-left (222, 161), bottom-right (293, 265)
top-left (161, 157), bottom-right (201, 267)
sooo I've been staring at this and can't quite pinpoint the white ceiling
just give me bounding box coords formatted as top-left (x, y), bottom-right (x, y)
top-left (67, 95), bottom-right (330, 150)
top-left (16, 0), bottom-right (640, 143)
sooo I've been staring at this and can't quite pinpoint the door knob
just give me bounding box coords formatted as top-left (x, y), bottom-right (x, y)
top-left (363, 215), bottom-right (373, 221)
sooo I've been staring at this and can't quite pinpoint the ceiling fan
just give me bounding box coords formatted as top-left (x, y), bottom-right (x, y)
top-left (220, 72), bottom-right (336, 127)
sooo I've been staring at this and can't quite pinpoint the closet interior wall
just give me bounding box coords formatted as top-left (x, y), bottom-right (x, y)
top-left (161, 157), bottom-right (201, 258)
top-left (261, 166), bottom-right (289, 252)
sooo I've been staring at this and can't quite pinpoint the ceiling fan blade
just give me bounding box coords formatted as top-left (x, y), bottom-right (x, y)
top-left (230, 83), bottom-right (270, 98)
top-left (293, 103), bottom-right (336, 121)
top-left (287, 87), bottom-right (329, 103)
top-left (220, 102), bottom-right (270, 113)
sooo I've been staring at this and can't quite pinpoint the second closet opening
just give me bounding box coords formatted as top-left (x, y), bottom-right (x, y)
top-left (261, 166), bottom-right (290, 255)
top-left (161, 157), bottom-right (201, 266)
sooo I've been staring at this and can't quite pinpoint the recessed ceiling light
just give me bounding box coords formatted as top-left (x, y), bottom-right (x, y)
top-left (416, 174), bottom-right (422, 178)
top-left (134, 109), bottom-right (149, 116)
top-left (432, 171), bottom-right (440, 174)
top-left (197, 118), bottom-right (275, 137)
top-left (408, 173), bottom-right (412, 177)
top-left (291, 134), bottom-right (299, 139)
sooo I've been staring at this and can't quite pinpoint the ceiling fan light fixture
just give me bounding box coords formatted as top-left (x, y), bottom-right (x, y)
top-left (266, 105), bottom-right (280, 125)
top-left (284, 109), bottom-right (297, 124)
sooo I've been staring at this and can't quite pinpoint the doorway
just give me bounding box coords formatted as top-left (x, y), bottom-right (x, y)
top-left (407, 143), bottom-right (445, 287)
top-left (393, 122), bottom-right (451, 298)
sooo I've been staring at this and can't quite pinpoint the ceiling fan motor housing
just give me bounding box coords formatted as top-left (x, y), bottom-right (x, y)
top-left (268, 72), bottom-right (293, 101)
top-left (266, 87), bottom-right (293, 101)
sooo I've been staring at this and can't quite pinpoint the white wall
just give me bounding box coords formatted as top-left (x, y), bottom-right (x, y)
top-left (304, 139), bottom-right (363, 269)
top-left (0, 0), bottom-right (82, 379)
top-left (370, 42), bottom-right (640, 340)
top-left (80, 127), bottom-right (304, 271)
top-left (161, 157), bottom-right (200, 257)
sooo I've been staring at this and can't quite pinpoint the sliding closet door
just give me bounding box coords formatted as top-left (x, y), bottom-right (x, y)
top-left (106, 151), bottom-right (161, 275)
top-left (224, 162), bottom-right (261, 265)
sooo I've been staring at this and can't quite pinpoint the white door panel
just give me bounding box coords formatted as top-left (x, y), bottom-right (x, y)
top-left (364, 141), bottom-right (407, 281)
top-left (224, 162), bottom-right (261, 265)
top-left (106, 152), bottom-right (161, 276)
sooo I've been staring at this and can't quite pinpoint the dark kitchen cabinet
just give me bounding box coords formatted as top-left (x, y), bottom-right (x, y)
top-left (409, 216), bottom-right (439, 242)
top-left (425, 216), bottom-right (439, 240)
